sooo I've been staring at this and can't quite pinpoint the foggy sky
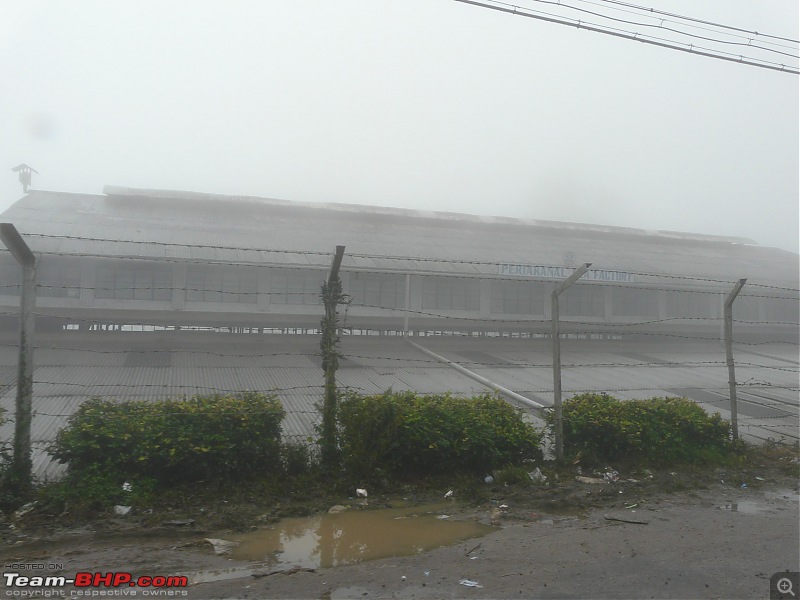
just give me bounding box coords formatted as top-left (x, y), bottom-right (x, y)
top-left (1, 1), bottom-right (798, 253)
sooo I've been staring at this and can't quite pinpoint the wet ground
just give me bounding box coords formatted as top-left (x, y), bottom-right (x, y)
top-left (1, 481), bottom-right (797, 599)
top-left (229, 502), bottom-right (495, 568)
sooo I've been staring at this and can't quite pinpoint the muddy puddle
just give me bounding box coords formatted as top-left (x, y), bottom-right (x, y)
top-left (189, 503), bottom-right (494, 584)
top-left (229, 503), bottom-right (494, 569)
top-left (716, 501), bottom-right (771, 514)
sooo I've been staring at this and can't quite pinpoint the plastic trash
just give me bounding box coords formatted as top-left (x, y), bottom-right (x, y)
top-left (575, 475), bottom-right (606, 484)
top-left (401, 576), bottom-right (406, 581)
top-left (122, 482), bottom-right (133, 492)
top-left (13, 501), bottom-right (37, 519)
top-left (444, 490), bottom-right (454, 498)
top-left (484, 475), bottom-right (494, 484)
top-left (741, 483), bottom-right (748, 489)
top-left (603, 468), bottom-right (620, 482)
top-left (204, 538), bottom-right (240, 556)
top-left (113, 505), bottom-right (132, 516)
top-left (436, 514), bottom-right (450, 519)
top-left (528, 467), bottom-right (547, 483)
top-left (163, 519), bottom-right (196, 526)
top-left (356, 488), bottom-right (368, 498)
top-left (459, 579), bottom-right (483, 588)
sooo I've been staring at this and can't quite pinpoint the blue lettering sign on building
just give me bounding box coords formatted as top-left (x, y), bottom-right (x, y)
top-left (498, 264), bottom-right (635, 283)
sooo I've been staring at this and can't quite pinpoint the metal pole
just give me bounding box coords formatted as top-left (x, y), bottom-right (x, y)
top-left (328, 246), bottom-right (345, 288)
top-left (403, 273), bottom-right (411, 335)
top-left (407, 339), bottom-right (545, 416)
top-left (724, 278), bottom-right (747, 441)
top-left (552, 263), bottom-right (592, 462)
top-left (0, 223), bottom-right (37, 491)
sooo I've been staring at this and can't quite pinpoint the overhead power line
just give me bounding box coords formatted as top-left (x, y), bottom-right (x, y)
top-left (453, 0), bottom-right (800, 74)
top-left (595, 0), bottom-right (799, 43)
top-left (526, 0), bottom-right (798, 58)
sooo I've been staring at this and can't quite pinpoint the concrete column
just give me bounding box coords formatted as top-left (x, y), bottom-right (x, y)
top-left (258, 267), bottom-right (270, 311)
top-left (172, 263), bottom-right (187, 311)
top-left (80, 258), bottom-right (96, 307)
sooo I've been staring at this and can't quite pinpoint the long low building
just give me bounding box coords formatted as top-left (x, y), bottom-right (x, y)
top-left (0, 186), bottom-right (797, 479)
top-left (0, 186), bottom-right (797, 339)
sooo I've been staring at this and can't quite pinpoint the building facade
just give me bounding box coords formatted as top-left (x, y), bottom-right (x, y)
top-left (1, 186), bottom-right (797, 340)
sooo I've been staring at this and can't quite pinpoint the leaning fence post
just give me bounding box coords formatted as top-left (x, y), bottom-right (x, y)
top-left (0, 223), bottom-right (37, 493)
top-left (552, 262), bottom-right (592, 462)
top-left (724, 278), bottom-right (747, 441)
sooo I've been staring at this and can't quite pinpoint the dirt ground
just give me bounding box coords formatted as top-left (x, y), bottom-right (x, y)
top-left (2, 466), bottom-right (798, 600)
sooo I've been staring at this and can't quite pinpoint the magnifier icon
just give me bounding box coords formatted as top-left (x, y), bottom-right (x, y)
top-left (778, 578), bottom-right (796, 597)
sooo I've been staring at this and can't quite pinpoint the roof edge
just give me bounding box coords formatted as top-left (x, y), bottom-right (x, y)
top-left (101, 185), bottom-right (760, 246)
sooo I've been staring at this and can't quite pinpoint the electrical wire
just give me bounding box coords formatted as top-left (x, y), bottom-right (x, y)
top-left (453, 0), bottom-right (799, 74)
top-left (571, 0), bottom-right (798, 49)
top-left (594, 0), bottom-right (799, 43)
top-left (517, 0), bottom-right (798, 58)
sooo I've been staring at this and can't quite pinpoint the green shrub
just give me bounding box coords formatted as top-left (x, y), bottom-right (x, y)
top-left (551, 393), bottom-right (733, 465)
top-left (282, 440), bottom-right (315, 476)
top-left (39, 465), bottom-right (157, 514)
top-left (50, 392), bottom-right (285, 485)
top-left (0, 406), bottom-right (8, 464)
top-left (0, 406), bottom-right (17, 511)
top-left (493, 464), bottom-right (534, 485)
top-left (337, 391), bottom-right (542, 478)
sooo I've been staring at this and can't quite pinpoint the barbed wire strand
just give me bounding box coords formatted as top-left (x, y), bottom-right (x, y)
top-left (6, 231), bottom-right (799, 292)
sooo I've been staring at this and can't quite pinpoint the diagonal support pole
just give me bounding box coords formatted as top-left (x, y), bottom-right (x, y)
top-left (724, 278), bottom-right (747, 441)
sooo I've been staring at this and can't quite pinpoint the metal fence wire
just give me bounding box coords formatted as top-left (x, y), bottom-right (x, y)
top-left (0, 241), bottom-right (797, 479)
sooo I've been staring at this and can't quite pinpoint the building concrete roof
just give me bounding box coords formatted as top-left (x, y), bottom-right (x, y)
top-left (0, 186), bottom-right (797, 287)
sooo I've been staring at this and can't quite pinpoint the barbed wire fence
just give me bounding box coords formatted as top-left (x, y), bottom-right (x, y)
top-left (0, 240), bottom-right (798, 478)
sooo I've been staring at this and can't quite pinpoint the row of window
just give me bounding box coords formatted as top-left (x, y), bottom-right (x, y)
top-left (1, 258), bottom-right (796, 321)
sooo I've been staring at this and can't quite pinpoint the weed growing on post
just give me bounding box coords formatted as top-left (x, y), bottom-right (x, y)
top-left (551, 393), bottom-right (736, 465)
top-left (337, 391), bottom-right (542, 479)
top-left (319, 271), bottom-right (348, 473)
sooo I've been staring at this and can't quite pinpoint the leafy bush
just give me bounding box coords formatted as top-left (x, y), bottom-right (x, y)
top-left (337, 391), bottom-right (542, 478)
top-left (40, 465), bottom-right (157, 515)
top-left (50, 392), bottom-right (285, 485)
top-left (551, 393), bottom-right (733, 465)
top-left (282, 440), bottom-right (315, 476)
top-left (0, 406), bottom-right (18, 511)
top-left (493, 464), bottom-right (534, 485)
top-left (0, 406), bottom-right (9, 463)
